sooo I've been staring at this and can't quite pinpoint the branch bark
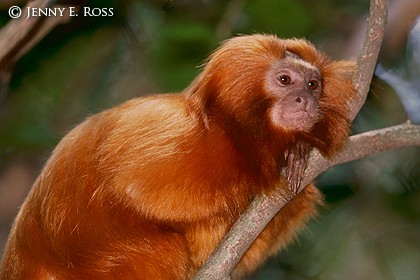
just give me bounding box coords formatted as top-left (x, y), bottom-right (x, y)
top-left (350, 0), bottom-right (389, 121)
top-left (0, 0), bottom-right (79, 102)
top-left (194, 0), bottom-right (391, 279)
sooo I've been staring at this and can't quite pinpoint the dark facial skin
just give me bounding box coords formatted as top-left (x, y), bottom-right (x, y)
top-left (266, 53), bottom-right (322, 132)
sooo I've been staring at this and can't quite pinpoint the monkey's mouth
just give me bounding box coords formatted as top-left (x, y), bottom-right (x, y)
top-left (290, 107), bottom-right (319, 121)
top-left (269, 102), bottom-right (320, 132)
top-left (271, 109), bottom-right (318, 132)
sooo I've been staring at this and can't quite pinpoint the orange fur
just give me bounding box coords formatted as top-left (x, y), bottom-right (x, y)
top-left (0, 34), bottom-right (356, 279)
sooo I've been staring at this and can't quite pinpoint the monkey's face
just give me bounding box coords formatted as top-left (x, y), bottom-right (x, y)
top-left (265, 54), bottom-right (322, 132)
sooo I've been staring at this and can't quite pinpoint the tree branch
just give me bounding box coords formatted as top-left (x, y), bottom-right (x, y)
top-left (194, 0), bottom-right (391, 279)
top-left (0, 0), bottom-right (79, 102)
top-left (350, 0), bottom-right (389, 121)
top-left (304, 122), bottom-right (420, 186)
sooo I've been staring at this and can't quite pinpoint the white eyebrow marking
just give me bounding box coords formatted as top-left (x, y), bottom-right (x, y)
top-left (284, 51), bottom-right (319, 73)
top-left (293, 59), bottom-right (318, 71)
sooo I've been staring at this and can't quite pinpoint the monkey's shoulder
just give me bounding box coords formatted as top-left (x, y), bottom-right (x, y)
top-left (103, 93), bottom-right (195, 141)
top-left (68, 94), bottom-right (197, 162)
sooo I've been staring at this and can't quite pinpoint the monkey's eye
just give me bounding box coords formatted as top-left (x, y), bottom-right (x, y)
top-left (278, 75), bottom-right (291, 85)
top-left (308, 80), bottom-right (319, 90)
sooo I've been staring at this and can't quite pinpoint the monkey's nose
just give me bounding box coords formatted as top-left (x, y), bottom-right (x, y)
top-left (294, 96), bottom-right (314, 112)
top-left (294, 96), bottom-right (308, 108)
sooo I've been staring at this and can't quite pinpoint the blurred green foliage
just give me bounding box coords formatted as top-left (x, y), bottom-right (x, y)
top-left (245, 0), bottom-right (312, 36)
top-left (0, 0), bottom-right (419, 279)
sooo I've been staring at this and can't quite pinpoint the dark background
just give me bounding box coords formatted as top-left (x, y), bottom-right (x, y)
top-left (0, 0), bottom-right (419, 279)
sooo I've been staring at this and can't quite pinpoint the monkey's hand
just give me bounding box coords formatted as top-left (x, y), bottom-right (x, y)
top-left (285, 142), bottom-right (312, 194)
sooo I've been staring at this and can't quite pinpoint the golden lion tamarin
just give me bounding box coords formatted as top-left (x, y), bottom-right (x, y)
top-left (0, 34), bottom-right (355, 279)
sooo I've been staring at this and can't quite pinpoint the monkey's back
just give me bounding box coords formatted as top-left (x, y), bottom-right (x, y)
top-left (0, 94), bottom-right (250, 279)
